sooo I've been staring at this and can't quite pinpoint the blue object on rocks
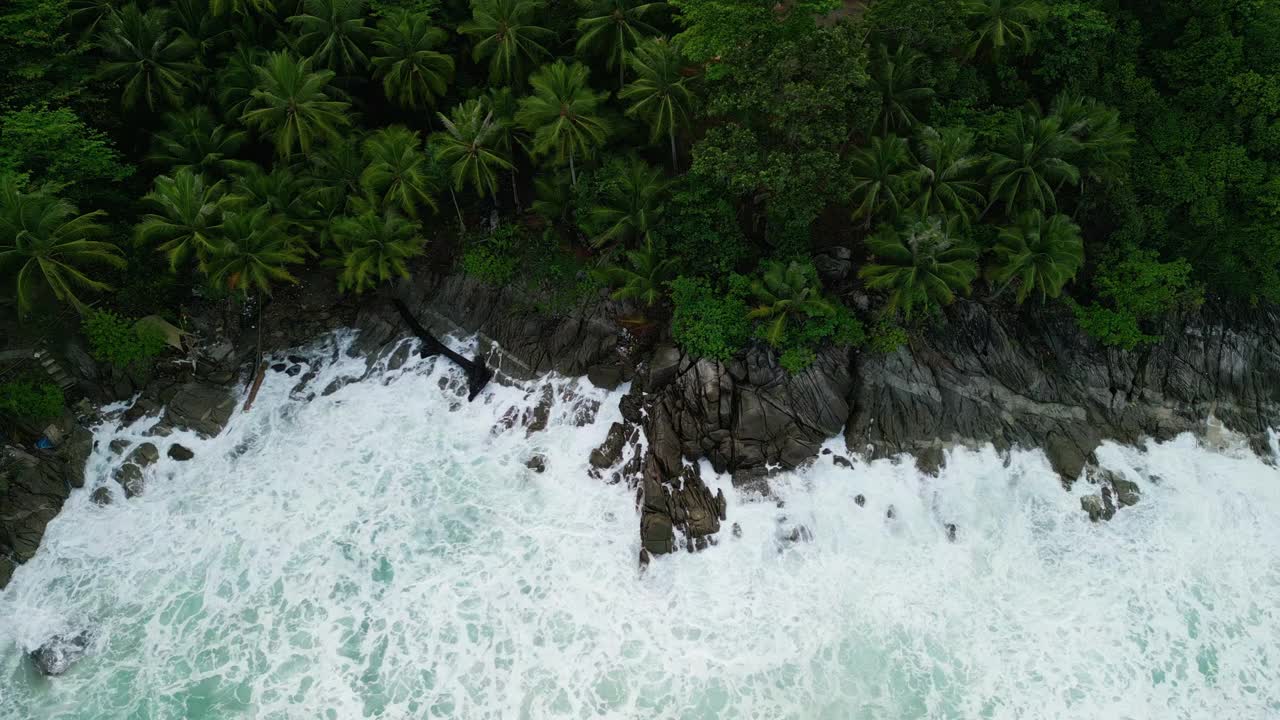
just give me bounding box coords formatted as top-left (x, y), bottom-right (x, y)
top-left (35, 437), bottom-right (53, 450)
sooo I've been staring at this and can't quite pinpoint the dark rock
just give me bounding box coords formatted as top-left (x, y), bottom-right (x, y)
top-left (90, 487), bottom-right (113, 506)
top-left (1081, 494), bottom-right (1115, 522)
top-left (886, 505), bottom-right (896, 520)
top-left (287, 354), bottom-right (308, 365)
top-left (122, 399), bottom-right (159, 425)
top-left (814, 245), bottom-right (853, 284)
top-left (127, 442), bottom-right (159, 468)
top-left (270, 362), bottom-right (287, 372)
top-left (618, 390), bottom-right (644, 425)
top-left (587, 364), bottom-right (623, 391)
top-left (523, 386), bottom-right (553, 435)
top-left (29, 631), bottom-right (91, 676)
top-left (854, 494), bottom-right (865, 507)
top-left (832, 455), bottom-right (852, 469)
top-left (640, 511), bottom-right (674, 555)
top-left (524, 455), bottom-right (546, 473)
top-left (782, 525), bottom-right (814, 544)
top-left (945, 523), bottom-right (958, 542)
top-left (916, 445), bottom-right (945, 475)
top-left (1112, 476), bottom-right (1141, 507)
top-left (645, 345), bottom-right (682, 392)
top-left (589, 422), bottom-right (632, 469)
top-left (109, 438), bottom-right (131, 455)
top-left (114, 464), bottom-right (144, 498)
top-left (285, 364), bottom-right (302, 376)
top-left (164, 382), bottom-right (235, 437)
top-left (0, 557), bottom-right (13, 588)
top-left (167, 444), bottom-right (195, 461)
top-left (638, 548), bottom-right (650, 571)
top-left (731, 522), bottom-right (742, 538)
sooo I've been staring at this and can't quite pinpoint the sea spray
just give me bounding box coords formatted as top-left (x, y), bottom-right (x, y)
top-left (2, 331), bottom-right (1278, 719)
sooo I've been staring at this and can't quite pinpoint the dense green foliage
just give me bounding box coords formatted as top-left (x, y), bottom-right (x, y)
top-left (0, 377), bottom-right (64, 424)
top-left (2, 0), bottom-right (1277, 379)
top-left (82, 309), bottom-right (167, 366)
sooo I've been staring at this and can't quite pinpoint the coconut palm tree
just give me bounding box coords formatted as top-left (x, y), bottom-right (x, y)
top-left (360, 126), bottom-right (439, 218)
top-left (216, 45), bottom-right (265, 121)
top-left (869, 44), bottom-right (934, 136)
top-left (149, 107), bottom-right (252, 177)
top-left (987, 106), bottom-right (1080, 213)
top-left (1050, 92), bottom-right (1134, 184)
top-left (330, 208), bottom-right (426, 293)
top-left (460, 0), bottom-right (554, 86)
top-left (97, 3), bottom-right (199, 112)
top-left (70, 0), bottom-right (115, 37)
top-left (858, 216), bottom-right (979, 319)
top-left (288, 0), bottom-right (373, 75)
top-left (228, 164), bottom-right (314, 234)
top-left (575, 0), bottom-right (667, 87)
top-left (747, 260), bottom-right (836, 347)
top-left (594, 238), bottom-right (677, 307)
top-left (432, 99), bottom-right (514, 200)
top-left (963, 0), bottom-right (1047, 59)
top-left (907, 127), bottom-right (986, 224)
top-left (0, 177), bottom-right (123, 314)
top-left (371, 9), bottom-right (454, 110)
top-left (619, 36), bottom-right (694, 170)
top-left (210, 0), bottom-right (275, 16)
top-left (848, 135), bottom-right (913, 228)
top-left (516, 60), bottom-right (611, 186)
top-left (241, 51), bottom-right (352, 157)
top-left (171, 0), bottom-right (229, 64)
top-left (135, 169), bottom-right (227, 272)
top-left (484, 87), bottom-right (527, 207)
top-left (988, 209), bottom-right (1084, 304)
top-left (205, 206), bottom-right (303, 294)
top-left (582, 157), bottom-right (667, 248)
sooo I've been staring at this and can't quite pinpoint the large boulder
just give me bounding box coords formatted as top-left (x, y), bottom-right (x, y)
top-left (29, 631), bottom-right (92, 676)
top-left (162, 382), bottom-right (236, 437)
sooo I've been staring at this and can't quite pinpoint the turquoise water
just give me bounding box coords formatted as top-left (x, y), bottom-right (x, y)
top-left (2, 333), bottom-right (1279, 719)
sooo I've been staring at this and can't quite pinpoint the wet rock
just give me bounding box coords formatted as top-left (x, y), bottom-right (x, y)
top-left (523, 386), bottom-right (553, 435)
top-left (109, 438), bottom-right (131, 455)
top-left (782, 524), bottom-right (814, 544)
top-left (122, 399), bottom-right (159, 425)
top-left (916, 446), bottom-right (945, 475)
top-left (640, 511), bottom-right (674, 555)
top-left (127, 442), bottom-right (159, 468)
top-left (90, 487), bottom-right (113, 506)
top-left (587, 364), bottom-right (623, 391)
top-left (638, 548), bottom-right (651, 571)
top-left (0, 557), bottom-right (13, 588)
top-left (854, 494), bottom-right (865, 507)
top-left (29, 631), bottom-right (91, 676)
top-left (524, 454), bottom-right (546, 473)
top-left (731, 522), bottom-right (742, 538)
top-left (114, 464), bottom-right (144, 498)
top-left (886, 505), bottom-right (896, 520)
top-left (285, 364), bottom-right (302, 377)
top-left (589, 422), bottom-right (632, 469)
top-left (167, 444), bottom-right (195, 461)
top-left (163, 382), bottom-right (235, 437)
top-left (832, 455), bottom-right (852, 469)
top-left (270, 362), bottom-right (287, 372)
top-left (945, 523), bottom-right (958, 542)
top-left (1081, 493), bottom-right (1116, 522)
top-left (1112, 476), bottom-right (1141, 507)
top-left (618, 390), bottom-right (644, 425)
top-left (645, 345), bottom-right (682, 392)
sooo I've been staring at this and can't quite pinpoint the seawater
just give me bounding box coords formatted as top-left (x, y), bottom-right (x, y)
top-left (2, 332), bottom-right (1279, 719)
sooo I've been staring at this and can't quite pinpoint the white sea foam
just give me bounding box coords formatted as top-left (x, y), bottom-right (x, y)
top-left (2, 332), bottom-right (1278, 719)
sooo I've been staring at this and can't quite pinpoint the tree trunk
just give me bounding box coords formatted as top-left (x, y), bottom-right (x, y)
top-left (569, 151), bottom-right (577, 187)
top-left (669, 127), bottom-right (678, 172)
top-left (510, 171), bottom-right (521, 211)
top-left (449, 186), bottom-right (465, 233)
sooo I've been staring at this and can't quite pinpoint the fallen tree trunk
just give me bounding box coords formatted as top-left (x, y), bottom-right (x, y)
top-left (393, 298), bottom-right (493, 401)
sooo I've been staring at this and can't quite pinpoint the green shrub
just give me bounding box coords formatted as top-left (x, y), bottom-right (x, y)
top-left (868, 318), bottom-right (909, 353)
top-left (459, 225), bottom-right (521, 285)
top-left (670, 275), bottom-right (752, 361)
top-left (659, 175), bottom-right (748, 277)
top-left (779, 346), bottom-right (817, 373)
top-left (82, 310), bottom-right (167, 367)
top-left (0, 379), bottom-right (63, 423)
top-left (1072, 248), bottom-right (1203, 350)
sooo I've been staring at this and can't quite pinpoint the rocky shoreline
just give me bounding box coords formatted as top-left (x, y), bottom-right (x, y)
top-left (4, 269), bottom-right (1279, 588)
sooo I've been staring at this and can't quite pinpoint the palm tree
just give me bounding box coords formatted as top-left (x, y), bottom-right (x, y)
top-left (848, 135), bottom-right (913, 228)
top-left (619, 37), bottom-right (694, 170)
top-left (171, 0), bottom-right (228, 64)
top-left (228, 164), bottom-right (314, 233)
top-left (575, 0), bottom-right (666, 87)
top-left (287, 0), bottom-right (373, 75)
top-left (516, 60), bottom-right (611, 186)
top-left (0, 178), bottom-right (122, 314)
top-left (907, 127), bottom-right (986, 224)
top-left (97, 4), bottom-right (199, 111)
top-left (1050, 92), bottom-right (1134, 184)
top-left (210, 0), bottom-right (275, 16)
top-left (987, 106), bottom-right (1080, 214)
top-left (149, 107), bottom-right (252, 177)
top-left (361, 126), bottom-right (439, 219)
top-left (216, 45), bottom-right (265, 121)
top-left (205, 207), bottom-right (303, 294)
top-left (432, 99), bottom-right (514, 200)
top-left (330, 208), bottom-right (426, 293)
top-left (581, 157), bottom-right (667, 248)
top-left (858, 216), bottom-right (979, 319)
top-left (594, 238), bottom-right (677, 307)
top-left (484, 87), bottom-right (527, 207)
top-left (460, 0), bottom-right (554, 86)
top-left (70, 0), bottom-right (115, 37)
top-left (963, 0), bottom-right (1046, 59)
top-left (747, 260), bottom-right (836, 347)
top-left (371, 9), bottom-right (454, 110)
top-left (135, 169), bottom-right (227, 272)
top-left (988, 209), bottom-right (1084, 304)
top-left (869, 45), bottom-right (934, 136)
top-left (241, 51), bottom-right (352, 157)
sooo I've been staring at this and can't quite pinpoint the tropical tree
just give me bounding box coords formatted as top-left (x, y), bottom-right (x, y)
top-left (575, 0), bottom-right (667, 87)
top-left (848, 135), bottom-right (913, 228)
top-left (228, 164), bottom-right (314, 233)
top-left (988, 209), bottom-right (1084, 303)
top-left (594, 238), bottom-right (677, 307)
top-left (460, 0), bottom-right (554, 86)
top-left (432, 99), bottom-right (513, 200)
top-left (868, 44), bottom-right (934, 136)
top-left (97, 4), bottom-right (199, 112)
top-left (987, 106), bottom-right (1080, 213)
top-left (581, 157), bottom-right (668, 248)
top-left (241, 52), bottom-right (352, 157)
top-left (747, 260), bottom-right (836, 347)
top-left (516, 60), bottom-right (611, 185)
top-left (209, 0), bottom-right (275, 16)
top-left (149, 107), bottom-right (251, 177)
top-left (962, 0), bottom-right (1047, 59)
top-left (205, 207), bottom-right (303, 294)
top-left (135, 169), bottom-right (227, 272)
top-left (0, 177), bottom-right (122, 314)
top-left (619, 37), bottom-right (694, 170)
top-left (216, 45), bottom-right (265, 120)
top-left (70, 0), bottom-right (115, 37)
top-left (858, 216), bottom-right (979, 320)
top-left (304, 140), bottom-right (368, 236)
top-left (371, 9), bottom-right (454, 110)
top-left (288, 0), bottom-right (373, 75)
top-left (360, 126), bottom-right (439, 218)
top-left (907, 127), bottom-right (986, 223)
top-left (329, 208), bottom-right (426, 293)
top-left (484, 87), bottom-right (527, 206)
top-left (1050, 92), bottom-right (1134, 184)
top-left (171, 0), bottom-right (228, 64)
